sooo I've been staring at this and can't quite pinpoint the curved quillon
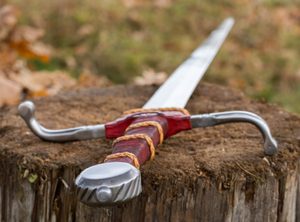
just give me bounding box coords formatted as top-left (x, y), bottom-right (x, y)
top-left (75, 162), bottom-right (141, 206)
top-left (18, 101), bottom-right (106, 142)
top-left (190, 111), bottom-right (278, 155)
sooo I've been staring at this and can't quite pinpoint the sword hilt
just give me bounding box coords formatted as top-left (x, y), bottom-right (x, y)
top-left (18, 101), bottom-right (278, 206)
top-left (104, 108), bottom-right (191, 166)
top-left (76, 109), bottom-right (278, 206)
top-left (76, 109), bottom-right (192, 205)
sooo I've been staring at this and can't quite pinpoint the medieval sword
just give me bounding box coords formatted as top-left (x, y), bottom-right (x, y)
top-left (18, 17), bottom-right (277, 206)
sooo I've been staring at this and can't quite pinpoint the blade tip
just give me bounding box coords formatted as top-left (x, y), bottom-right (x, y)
top-left (225, 17), bottom-right (235, 26)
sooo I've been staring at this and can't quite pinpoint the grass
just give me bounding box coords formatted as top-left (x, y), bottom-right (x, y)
top-left (5, 0), bottom-right (300, 113)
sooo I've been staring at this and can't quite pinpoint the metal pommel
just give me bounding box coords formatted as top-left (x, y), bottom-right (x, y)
top-left (75, 162), bottom-right (142, 206)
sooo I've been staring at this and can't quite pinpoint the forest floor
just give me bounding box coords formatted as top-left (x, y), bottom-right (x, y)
top-left (0, 0), bottom-right (300, 112)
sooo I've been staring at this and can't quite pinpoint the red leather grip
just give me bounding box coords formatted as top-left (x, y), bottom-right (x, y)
top-left (104, 111), bottom-right (191, 168)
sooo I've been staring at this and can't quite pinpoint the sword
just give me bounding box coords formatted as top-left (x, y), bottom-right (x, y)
top-left (18, 18), bottom-right (277, 206)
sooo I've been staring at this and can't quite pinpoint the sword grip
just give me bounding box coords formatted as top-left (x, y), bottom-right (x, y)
top-left (104, 111), bottom-right (192, 168)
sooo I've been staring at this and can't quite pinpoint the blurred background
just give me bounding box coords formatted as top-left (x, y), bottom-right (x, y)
top-left (0, 0), bottom-right (299, 113)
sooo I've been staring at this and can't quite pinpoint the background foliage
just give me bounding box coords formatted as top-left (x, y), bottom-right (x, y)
top-left (3, 0), bottom-right (300, 112)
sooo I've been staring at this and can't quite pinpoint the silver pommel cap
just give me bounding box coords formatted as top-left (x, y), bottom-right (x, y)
top-left (75, 162), bottom-right (142, 206)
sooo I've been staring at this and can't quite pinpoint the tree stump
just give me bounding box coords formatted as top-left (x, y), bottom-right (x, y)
top-left (0, 82), bottom-right (299, 222)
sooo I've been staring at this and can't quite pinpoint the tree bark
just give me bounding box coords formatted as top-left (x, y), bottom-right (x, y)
top-left (0, 82), bottom-right (299, 222)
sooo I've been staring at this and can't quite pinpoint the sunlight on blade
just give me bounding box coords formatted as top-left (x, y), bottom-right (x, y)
top-left (143, 17), bottom-right (234, 108)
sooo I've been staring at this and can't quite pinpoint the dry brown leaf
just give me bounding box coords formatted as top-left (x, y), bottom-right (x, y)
top-left (0, 5), bottom-right (18, 41)
top-left (74, 45), bottom-right (88, 56)
top-left (78, 71), bottom-right (111, 88)
top-left (25, 42), bottom-right (52, 62)
top-left (11, 70), bottom-right (76, 98)
top-left (228, 78), bottom-right (246, 90)
top-left (11, 26), bottom-right (44, 43)
top-left (122, 0), bottom-right (172, 8)
top-left (77, 25), bottom-right (94, 37)
top-left (0, 74), bottom-right (22, 106)
top-left (0, 46), bottom-right (17, 71)
top-left (0, 5), bottom-right (51, 62)
top-left (9, 27), bottom-right (52, 62)
top-left (134, 69), bottom-right (167, 85)
top-left (154, 0), bottom-right (171, 8)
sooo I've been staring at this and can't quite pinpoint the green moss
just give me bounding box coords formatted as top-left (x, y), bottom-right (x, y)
top-left (28, 173), bottom-right (38, 183)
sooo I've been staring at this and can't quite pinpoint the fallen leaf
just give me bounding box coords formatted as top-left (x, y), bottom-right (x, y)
top-left (78, 71), bottom-right (111, 88)
top-left (0, 5), bottom-right (18, 41)
top-left (12, 70), bottom-right (76, 98)
top-left (0, 74), bottom-right (22, 106)
top-left (0, 46), bottom-right (17, 71)
top-left (11, 26), bottom-right (44, 43)
top-left (134, 69), bottom-right (167, 85)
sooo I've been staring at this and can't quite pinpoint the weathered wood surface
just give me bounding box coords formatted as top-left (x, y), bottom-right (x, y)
top-left (0, 82), bottom-right (299, 222)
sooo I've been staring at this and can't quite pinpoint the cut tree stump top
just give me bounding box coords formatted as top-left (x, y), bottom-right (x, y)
top-left (0, 82), bottom-right (299, 221)
top-left (0, 83), bottom-right (300, 222)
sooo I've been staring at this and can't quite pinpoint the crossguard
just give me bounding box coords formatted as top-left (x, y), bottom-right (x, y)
top-left (18, 101), bottom-right (278, 206)
top-left (18, 101), bottom-right (106, 141)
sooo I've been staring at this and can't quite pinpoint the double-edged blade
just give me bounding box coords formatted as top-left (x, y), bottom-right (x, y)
top-left (18, 18), bottom-right (235, 143)
top-left (144, 17), bottom-right (234, 109)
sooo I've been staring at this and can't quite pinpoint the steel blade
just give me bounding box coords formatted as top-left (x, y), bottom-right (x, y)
top-left (143, 17), bottom-right (234, 108)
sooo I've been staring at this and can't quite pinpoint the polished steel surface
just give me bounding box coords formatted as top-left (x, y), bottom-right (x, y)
top-left (75, 162), bottom-right (141, 206)
top-left (190, 111), bottom-right (277, 155)
top-left (18, 101), bottom-right (105, 142)
top-left (143, 17), bottom-right (234, 108)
